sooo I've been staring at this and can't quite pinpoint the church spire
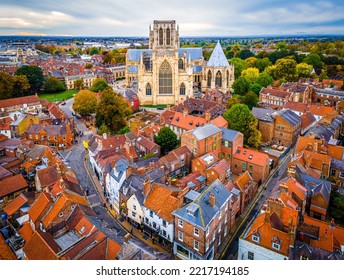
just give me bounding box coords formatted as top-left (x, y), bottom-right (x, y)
top-left (207, 41), bottom-right (229, 67)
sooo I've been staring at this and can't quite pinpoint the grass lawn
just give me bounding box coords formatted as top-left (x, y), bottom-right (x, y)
top-left (141, 104), bottom-right (174, 108)
top-left (38, 89), bottom-right (78, 102)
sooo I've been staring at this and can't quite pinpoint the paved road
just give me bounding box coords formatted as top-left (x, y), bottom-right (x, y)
top-left (221, 149), bottom-right (293, 260)
top-left (58, 100), bottom-right (126, 236)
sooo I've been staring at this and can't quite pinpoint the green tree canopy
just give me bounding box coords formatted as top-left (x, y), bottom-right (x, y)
top-left (73, 89), bottom-right (97, 116)
top-left (15, 65), bottom-right (44, 94)
top-left (250, 83), bottom-right (263, 95)
top-left (74, 78), bottom-right (84, 90)
top-left (12, 75), bottom-right (30, 97)
top-left (303, 53), bottom-right (323, 69)
top-left (96, 87), bottom-right (132, 133)
top-left (90, 78), bottom-right (109, 92)
top-left (0, 71), bottom-right (13, 100)
top-left (98, 123), bottom-right (111, 136)
top-left (44, 76), bottom-right (66, 93)
top-left (242, 91), bottom-right (259, 110)
top-left (254, 57), bottom-right (272, 72)
top-left (241, 67), bottom-right (259, 83)
top-left (232, 76), bottom-right (251, 96)
top-left (229, 58), bottom-right (247, 79)
top-left (296, 62), bottom-right (313, 78)
top-left (274, 58), bottom-right (297, 81)
top-left (223, 104), bottom-right (261, 148)
top-left (154, 126), bottom-right (178, 154)
top-left (257, 72), bottom-right (274, 88)
top-left (237, 49), bottom-right (255, 60)
top-left (226, 95), bottom-right (242, 110)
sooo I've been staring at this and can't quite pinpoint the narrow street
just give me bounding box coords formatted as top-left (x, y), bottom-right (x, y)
top-left (220, 149), bottom-right (294, 260)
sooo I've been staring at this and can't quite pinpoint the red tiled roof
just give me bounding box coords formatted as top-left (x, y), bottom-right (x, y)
top-left (309, 105), bottom-right (335, 117)
top-left (0, 174), bottom-right (28, 197)
top-left (28, 192), bottom-right (53, 224)
top-left (144, 183), bottom-right (181, 222)
top-left (301, 111), bottom-right (316, 130)
top-left (170, 111), bottom-right (206, 130)
top-left (0, 234), bottom-right (16, 260)
top-left (213, 159), bottom-right (230, 175)
top-left (210, 116), bottom-right (228, 128)
top-left (322, 79), bottom-right (343, 86)
top-left (23, 231), bottom-right (61, 260)
top-left (234, 147), bottom-right (269, 167)
top-left (36, 164), bottom-right (61, 188)
top-left (0, 95), bottom-right (40, 109)
top-left (260, 87), bottom-right (291, 98)
top-left (3, 193), bottom-right (28, 216)
top-left (283, 101), bottom-right (309, 113)
top-left (234, 171), bottom-right (253, 192)
top-left (18, 222), bottom-right (34, 242)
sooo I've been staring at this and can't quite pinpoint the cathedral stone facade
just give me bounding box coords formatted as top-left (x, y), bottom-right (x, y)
top-left (126, 20), bottom-right (234, 105)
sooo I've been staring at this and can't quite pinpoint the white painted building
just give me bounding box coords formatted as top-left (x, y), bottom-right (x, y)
top-left (105, 159), bottom-right (129, 213)
top-left (237, 238), bottom-right (288, 260)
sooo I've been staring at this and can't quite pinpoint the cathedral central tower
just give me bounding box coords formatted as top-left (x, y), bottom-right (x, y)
top-left (149, 20), bottom-right (179, 50)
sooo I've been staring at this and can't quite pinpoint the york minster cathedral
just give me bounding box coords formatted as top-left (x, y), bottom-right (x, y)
top-left (126, 20), bottom-right (234, 105)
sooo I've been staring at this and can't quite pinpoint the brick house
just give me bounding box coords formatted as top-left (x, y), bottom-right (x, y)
top-left (234, 171), bottom-right (257, 215)
top-left (10, 113), bottom-right (39, 138)
top-left (252, 107), bottom-right (276, 144)
top-left (0, 95), bottom-right (42, 114)
top-left (273, 110), bottom-right (302, 147)
top-left (232, 147), bottom-right (270, 183)
top-left (159, 146), bottom-right (193, 178)
top-left (25, 122), bottom-right (74, 150)
top-left (192, 153), bottom-right (230, 184)
top-left (172, 180), bottom-right (233, 260)
top-left (181, 123), bottom-right (222, 158)
top-left (219, 128), bottom-right (244, 165)
top-left (259, 87), bottom-right (294, 109)
top-left (0, 174), bottom-right (28, 209)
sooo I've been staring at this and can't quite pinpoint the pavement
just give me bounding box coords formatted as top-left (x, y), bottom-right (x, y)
top-left (219, 147), bottom-right (294, 260)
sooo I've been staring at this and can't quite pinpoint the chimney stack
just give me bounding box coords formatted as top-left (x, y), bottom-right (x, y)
top-left (205, 112), bottom-right (211, 123)
top-left (143, 177), bottom-right (151, 197)
top-left (209, 192), bottom-right (215, 207)
top-left (183, 107), bottom-right (188, 118)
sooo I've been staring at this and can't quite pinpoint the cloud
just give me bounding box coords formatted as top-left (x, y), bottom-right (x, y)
top-left (0, 0), bottom-right (343, 36)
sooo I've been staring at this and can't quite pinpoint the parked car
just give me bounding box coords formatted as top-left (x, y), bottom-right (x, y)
top-left (61, 101), bottom-right (66, 105)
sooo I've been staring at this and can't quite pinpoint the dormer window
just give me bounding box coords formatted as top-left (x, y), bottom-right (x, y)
top-left (252, 232), bottom-right (260, 243)
top-left (272, 236), bottom-right (281, 251)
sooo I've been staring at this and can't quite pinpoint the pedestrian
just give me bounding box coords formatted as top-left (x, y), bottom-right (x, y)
top-left (130, 227), bottom-right (133, 234)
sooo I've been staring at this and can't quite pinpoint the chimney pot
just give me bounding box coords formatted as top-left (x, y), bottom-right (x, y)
top-left (209, 192), bottom-right (215, 207)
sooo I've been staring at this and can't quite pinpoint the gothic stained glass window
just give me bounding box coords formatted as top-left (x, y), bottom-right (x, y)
top-left (180, 83), bottom-right (186, 95)
top-left (166, 28), bottom-right (171, 45)
top-left (207, 70), bottom-right (212, 87)
top-left (159, 61), bottom-right (172, 95)
top-left (215, 70), bottom-right (222, 87)
top-left (146, 83), bottom-right (152, 95)
top-left (159, 28), bottom-right (163, 45)
top-left (178, 59), bottom-right (184, 70)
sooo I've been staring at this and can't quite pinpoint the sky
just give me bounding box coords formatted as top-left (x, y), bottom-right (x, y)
top-left (1, 0), bottom-right (344, 37)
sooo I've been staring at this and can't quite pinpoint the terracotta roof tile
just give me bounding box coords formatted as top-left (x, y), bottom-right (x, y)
top-left (210, 116), bottom-right (228, 128)
top-left (106, 238), bottom-right (122, 260)
top-left (3, 193), bottom-right (28, 216)
top-left (41, 191), bottom-right (88, 229)
top-left (213, 159), bottom-right (230, 175)
top-left (234, 171), bottom-right (253, 192)
top-left (0, 95), bottom-right (41, 109)
top-left (28, 192), bottom-right (54, 224)
top-left (301, 111), bottom-right (316, 130)
top-left (0, 174), bottom-right (28, 197)
top-left (309, 105), bottom-right (335, 117)
top-left (283, 101), bottom-right (309, 113)
top-left (23, 231), bottom-right (61, 260)
top-left (234, 147), bottom-right (269, 167)
top-left (18, 222), bottom-right (34, 242)
top-left (144, 183), bottom-right (181, 222)
top-left (0, 234), bottom-right (16, 260)
top-left (36, 164), bottom-right (61, 188)
top-left (261, 87), bottom-right (291, 98)
top-left (328, 145), bottom-right (344, 160)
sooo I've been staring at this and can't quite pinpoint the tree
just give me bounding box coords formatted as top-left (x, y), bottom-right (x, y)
top-left (268, 49), bottom-right (290, 64)
top-left (303, 53), bottom-right (323, 69)
top-left (329, 191), bottom-right (344, 226)
top-left (154, 126), bottom-right (178, 154)
top-left (97, 123), bottom-right (111, 136)
top-left (0, 71), bottom-right (13, 99)
top-left (90, 78), bottom-right (109, 92)
top-left (229, 58), bottom-right (247, 79)
top-left (74, 78), bottom-right (84, 90)
top-left (247, 126), bottom-right (262, 149)
top-left (73, 90), bottom-right (97, 116)
top-left (318, 69), bottom-right (328, 81)
top-left (276, 42), bottom-right (287, 50)
top-left (254, 57), bottom-right (272, 72)
top-left (237, 49), bottom-right (255, 60)
top-left (242, 91), bottom-right (258, 110)
top-left (257, 72), bottom-right (274, 87)
top-left (232, 76), bottom-right (251, 96)
top-left (85, 63), bottom-right (93, 69)
top-left (226, 95), bottom-right (242, 110)
top-left (245, 57), bottom-right (257, 68)
top-left (96, 87), bottom-right (132, 133)
top-left (15, 65), bottom-right (44, 94)
top-left (118, 126), bottom-right (130, 135)
top-left (296, 63), bottom-right (312, 78)
top-left (274, 58), bottom-right (297, 81)
top-left (250, 83), bottom-right (263, 95)
top-left (89, 47), bottom-right (99, 55)
top-left (223, 104), bottom-right (261, 148)
top-left (44, 76), bottom-right (66, 93)
top-left (12, 75), bottom-right (30, 97)
top-left (241, 67), bottom-right (259, 83)
top-left (264, 65), bottom-right (278, 80)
